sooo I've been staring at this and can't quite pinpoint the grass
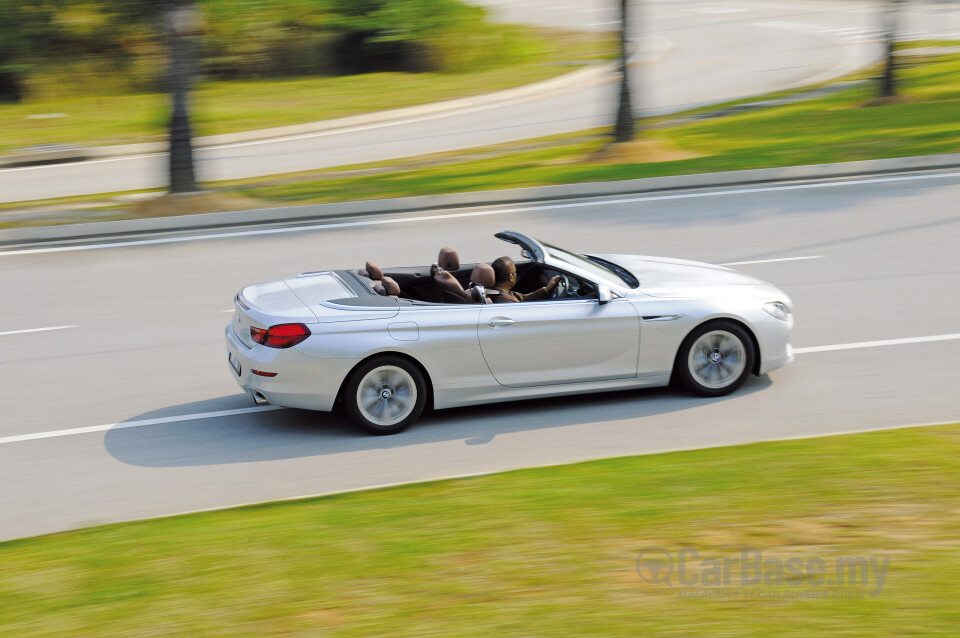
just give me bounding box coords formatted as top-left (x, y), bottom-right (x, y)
top-left (896, 39), bottom-right (960, 50)
top-left (0, 28), bottom-right (613, 154)
top-left (3, 423), bottom-right (960, 636)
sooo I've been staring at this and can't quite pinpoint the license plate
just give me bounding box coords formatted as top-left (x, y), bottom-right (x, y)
top-left (228, 351), bottom-right (241, 376)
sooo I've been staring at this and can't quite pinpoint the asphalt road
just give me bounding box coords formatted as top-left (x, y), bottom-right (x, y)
top-left (7, 0), bottom-right (960, 202)
top-left (1, 169), bottom-right (958, 541)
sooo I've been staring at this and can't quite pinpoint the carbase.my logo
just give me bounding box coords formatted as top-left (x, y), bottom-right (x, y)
top-left (635, 547), bottom-right (674, 585)
top-left (635, 546), bottom-right (890, 597)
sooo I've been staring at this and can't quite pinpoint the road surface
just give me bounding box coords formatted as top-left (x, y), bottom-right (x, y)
top-left (1, 168), bottom-right (958, 540)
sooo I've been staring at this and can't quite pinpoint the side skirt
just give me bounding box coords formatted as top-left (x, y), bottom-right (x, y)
top-left (433, 375), bottom-right (671, 410)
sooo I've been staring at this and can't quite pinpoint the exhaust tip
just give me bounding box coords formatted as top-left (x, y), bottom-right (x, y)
top-left (250, 391), bottom-right (270, 406)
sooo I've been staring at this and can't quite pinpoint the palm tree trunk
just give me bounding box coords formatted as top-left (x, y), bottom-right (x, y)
top-left (881, 0), bottom-right (899, 98)
top-left (166, 1), bottom-right (198, 193)
top-left (614, 0), bottom-right (636, 143)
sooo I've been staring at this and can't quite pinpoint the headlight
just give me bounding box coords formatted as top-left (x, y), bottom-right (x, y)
top-left (762, 301), bottom-right (792, 322)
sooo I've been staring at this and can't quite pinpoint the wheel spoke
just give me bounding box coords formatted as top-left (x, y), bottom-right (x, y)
top-left (370, 398), bottom-right (388, 418)
top-left (709, 364), bottom-right (722, 383)
top-left (718, 360), bottom-right (735, 379)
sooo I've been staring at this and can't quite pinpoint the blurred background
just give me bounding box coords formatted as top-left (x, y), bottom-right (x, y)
top-left (2, 0), bottom-right (959, 211)
top-left (2, 4), bottom-right (960, 635)
top-left (0, 0), bottom-right (570, 147)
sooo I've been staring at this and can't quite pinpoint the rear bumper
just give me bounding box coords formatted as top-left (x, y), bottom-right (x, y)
top-left (224, 324), bottom-right (348, 412)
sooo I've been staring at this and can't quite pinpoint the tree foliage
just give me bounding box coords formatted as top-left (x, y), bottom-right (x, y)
top-left (0, 0), bottom-right (521, 99)
top-left (0, 0), bottom-right (57, 100)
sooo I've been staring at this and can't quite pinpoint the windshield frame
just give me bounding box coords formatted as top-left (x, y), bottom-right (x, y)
top-left (540, 241), bottom-right (631, 290)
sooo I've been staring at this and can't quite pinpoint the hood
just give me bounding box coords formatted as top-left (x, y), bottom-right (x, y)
top-left (594, 254), bottom-right (767, 298)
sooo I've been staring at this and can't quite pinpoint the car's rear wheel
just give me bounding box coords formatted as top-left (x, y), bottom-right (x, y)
top-left (675, 321), bottom-right (755, 397)
top-left (344, 356), bottom-right (427, 435)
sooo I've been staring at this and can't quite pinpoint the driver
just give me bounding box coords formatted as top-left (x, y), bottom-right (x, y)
top-left (490, 256), bottom-right (562, 303)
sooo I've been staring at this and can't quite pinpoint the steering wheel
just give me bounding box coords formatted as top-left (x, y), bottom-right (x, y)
top-left (551, 274), bottom-right (571, 299)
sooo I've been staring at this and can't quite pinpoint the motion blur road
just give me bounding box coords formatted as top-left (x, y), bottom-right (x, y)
top-left (4, 0), bottom-right (960, 202)
top-left (1, 169), bottom-right (959, 540)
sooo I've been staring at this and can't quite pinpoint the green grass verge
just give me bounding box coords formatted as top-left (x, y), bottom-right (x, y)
top-left (2, 423), bottom-right (960, 636)
top-left (1, 28), bottom-right (613, 154)
top-left (896, 39), bottom-right (960, 50)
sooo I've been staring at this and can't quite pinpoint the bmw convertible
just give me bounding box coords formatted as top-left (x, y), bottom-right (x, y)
top-left (225, 231), bottom-right (794, 434)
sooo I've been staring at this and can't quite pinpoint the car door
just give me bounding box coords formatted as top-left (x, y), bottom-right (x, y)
top-left (477, 297), bottom-right (640, 387)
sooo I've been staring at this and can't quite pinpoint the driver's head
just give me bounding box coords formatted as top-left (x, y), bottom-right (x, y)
top-left (491, 256), bottom-right (517, 289)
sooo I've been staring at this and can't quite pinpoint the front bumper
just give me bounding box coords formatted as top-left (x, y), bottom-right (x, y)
top-left (753, 312), bottom-right (794, 375)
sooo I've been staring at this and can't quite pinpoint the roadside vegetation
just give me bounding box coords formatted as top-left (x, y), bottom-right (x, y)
top-left (2, 48), bottom-right (958, 228)
top-left (6, 49), bottom-right (956, 228)
top-left (3, 0), bottom-right (555, 96)
top-left (0, 0), bottom-right (614, 152)
top-left (2, 423), bottom-right (960, 636)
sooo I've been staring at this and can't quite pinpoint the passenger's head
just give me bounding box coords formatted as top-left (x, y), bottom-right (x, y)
top-left (491, 256), bottom-right (517, 289)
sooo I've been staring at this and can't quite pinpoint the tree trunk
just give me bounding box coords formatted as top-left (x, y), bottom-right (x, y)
top-left (881, 0), bottom-right (899, 98)
top-left (166, 1), bottom-right (198, 193)
top-left (614, 0), bottom-right (635, 143)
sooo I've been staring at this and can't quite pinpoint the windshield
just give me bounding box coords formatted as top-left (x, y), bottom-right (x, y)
top-left (541, 242), bottom-right (633, 287)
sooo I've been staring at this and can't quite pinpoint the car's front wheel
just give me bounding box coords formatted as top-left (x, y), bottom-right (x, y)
top-left (675, 321), bottom-right (755, 397)
top-left (344, 356), bottom-right (427, 435)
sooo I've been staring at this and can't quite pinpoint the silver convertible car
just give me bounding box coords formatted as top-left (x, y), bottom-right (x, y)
top-left (225, 231), bottom-right (794, 434)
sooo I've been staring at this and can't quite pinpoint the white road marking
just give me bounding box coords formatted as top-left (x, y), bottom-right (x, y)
top-left (0, 406), bottom-right (284, 446)
top-left (720, 255), bottom-right (823, 266)
top-left (2, 170), bottom-right (959, 257)
top-left (694, 7), bottom-right (746, 13)
top-left (0, 325), bottom-right (77, 337)
top-left (4, 332), bottom-right (960, 446)
top-left (794, 333), bottom-right (960, 355)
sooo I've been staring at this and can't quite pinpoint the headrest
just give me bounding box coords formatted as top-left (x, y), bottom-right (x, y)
top-left (470, 263), bottom-right (495, 288)
top-left (380, 276), bottom-right (400, 297)
top-left (437, 247), bottom-right (459, 271)
top-left (362, 261), bottom-right (383, 281)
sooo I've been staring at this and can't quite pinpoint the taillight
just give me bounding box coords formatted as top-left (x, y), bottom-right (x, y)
top-left (250, 323), bottom-right (311, 348)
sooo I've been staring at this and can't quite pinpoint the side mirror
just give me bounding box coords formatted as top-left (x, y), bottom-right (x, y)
top-left (598, 284), bottom-right (612, 305)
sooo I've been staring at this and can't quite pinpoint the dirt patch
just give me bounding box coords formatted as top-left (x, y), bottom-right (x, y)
top-left (586, 138), bottom-right (704, 164)
top-left (129, 191), bottom-right (266, 218)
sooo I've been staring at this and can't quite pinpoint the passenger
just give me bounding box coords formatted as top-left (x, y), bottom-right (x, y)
top-left (490, 256), bottom-right (561, 303)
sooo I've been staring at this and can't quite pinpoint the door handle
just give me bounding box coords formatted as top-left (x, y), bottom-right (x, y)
top-left (488, 317), bottom-right (515, 327)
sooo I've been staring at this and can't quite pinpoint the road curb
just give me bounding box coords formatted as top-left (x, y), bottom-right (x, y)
top-left (2, 152), bottom-right (959, 247)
